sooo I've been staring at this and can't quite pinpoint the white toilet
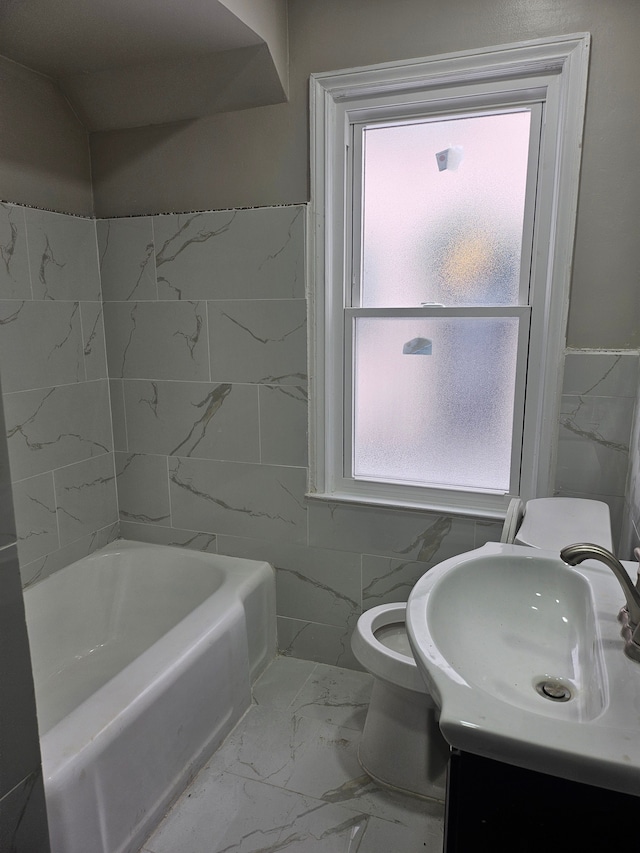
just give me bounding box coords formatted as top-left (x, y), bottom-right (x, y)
top-left (351, 497), bottom-right (613, 800)
top-left (351, 602), bottom-right (450, 799)
top-left (507, 496), bottom-right (612, 552)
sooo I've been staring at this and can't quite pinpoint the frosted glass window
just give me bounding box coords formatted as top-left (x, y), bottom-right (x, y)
top-left (361, 111), bottom-right (531, 307)
top-left (310, 36), bottom-right (590, 513)
top-left (353, 316), bottom-right (520, 491)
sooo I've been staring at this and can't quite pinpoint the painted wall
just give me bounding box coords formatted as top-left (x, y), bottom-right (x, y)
top-left (0, 56), bottom-right (92, 215)
top-left (221, 0), bottom-right (290, 95)
top-left (90, 0), bottom-right (640, 351)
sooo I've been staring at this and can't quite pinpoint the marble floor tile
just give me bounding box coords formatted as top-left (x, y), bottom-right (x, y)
top-left (208, 704), bottom-right (364, 800)
top-left (251, 656), bottom-right (317, 712)
top-left (288, 664), bottom-right (372, 731)
top-left (142, 771), bottom-right (442, 853)
top-left (139, 657), bottom-right (445, 853)
top-left (142, 771), bottom-right (308, 853)
top-left (324, 772), bottom-right (445, 828)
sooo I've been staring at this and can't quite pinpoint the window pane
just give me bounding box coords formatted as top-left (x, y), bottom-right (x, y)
top-left (352, 316), bottom-right (520, 491)
top-left (361, 111), bottom-right (531, 307)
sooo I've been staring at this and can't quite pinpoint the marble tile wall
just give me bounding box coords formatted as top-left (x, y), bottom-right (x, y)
top-left (96, 204), bottom-right (500, 668)
top-left (621, 369), bottom-right (640, 559)
top-left (97, 205), bottom-right (640, 667)
top-left (99, 207), bottom-right (309, 555)
top-left (0, 203), bottom-right (118, 588)
top-left (4, 201), bottom-right (638, 669)
top-left (555, 350), bottom-right (639, 554)
top-left (0, 391), bottom-right (50, 850)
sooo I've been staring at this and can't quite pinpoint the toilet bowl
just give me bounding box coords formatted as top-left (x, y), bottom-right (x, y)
top-left (352, 497), bottom-right (614, 800)
top-left (351, 603), bottom-right (449, 799)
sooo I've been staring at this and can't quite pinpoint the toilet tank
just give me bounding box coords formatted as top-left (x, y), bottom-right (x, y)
top-left (514, 497), bottom-right (613, 552)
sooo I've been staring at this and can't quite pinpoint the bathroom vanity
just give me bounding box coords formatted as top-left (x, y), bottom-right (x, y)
top-left (444, 750), bottom-right (639, 852)
top-left (406, 542), bottom-right (640, 852)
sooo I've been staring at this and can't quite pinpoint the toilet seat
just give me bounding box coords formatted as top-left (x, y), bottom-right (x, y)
top-left (352, 603), bottom-right (430, 695)
top-left (500, 497), bottom-right (524, 543)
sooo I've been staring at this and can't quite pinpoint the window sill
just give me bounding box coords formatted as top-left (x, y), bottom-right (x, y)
top-left (306, 488), bottom-right (509, 521)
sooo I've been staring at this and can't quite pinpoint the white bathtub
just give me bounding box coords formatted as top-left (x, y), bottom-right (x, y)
top-left (23, 539), bottom-right (276, 853)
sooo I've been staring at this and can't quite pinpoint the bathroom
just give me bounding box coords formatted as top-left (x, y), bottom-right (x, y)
top-left (1, 0), bottom-right (639, 850)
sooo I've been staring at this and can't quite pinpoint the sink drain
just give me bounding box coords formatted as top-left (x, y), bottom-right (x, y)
top-left (535, 680), bottom-right (572, 702)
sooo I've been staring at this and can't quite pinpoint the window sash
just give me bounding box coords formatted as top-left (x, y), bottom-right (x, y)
top-left (342, 101), bottom-right (542, 503)
top-left (349, 103), bottom-right (544, 310)
top-left (343, 306), bottom-right (531, 499)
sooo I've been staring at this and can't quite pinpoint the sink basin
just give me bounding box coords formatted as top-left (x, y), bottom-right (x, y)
top-left (424, 546), bottom-right (607, 720)
top-left (406, 542), bottom-right (640, 796)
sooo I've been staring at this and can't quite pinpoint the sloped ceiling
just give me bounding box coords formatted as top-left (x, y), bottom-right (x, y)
top-left (0, 0), bottom-right (288, 131)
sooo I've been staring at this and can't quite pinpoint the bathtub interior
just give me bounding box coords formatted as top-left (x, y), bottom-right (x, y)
top-left (25, 542), bottom-right (228, 734)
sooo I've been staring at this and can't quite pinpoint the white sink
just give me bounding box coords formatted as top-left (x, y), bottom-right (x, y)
top-left (406, 542), bottom-right (640, 796)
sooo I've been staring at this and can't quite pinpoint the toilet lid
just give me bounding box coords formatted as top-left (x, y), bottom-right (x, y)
top-left (515, 498), bottom-right (613, 552)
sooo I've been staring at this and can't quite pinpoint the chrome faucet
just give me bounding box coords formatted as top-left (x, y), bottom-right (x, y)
top-left (560, 542), bottom-right (640, 663)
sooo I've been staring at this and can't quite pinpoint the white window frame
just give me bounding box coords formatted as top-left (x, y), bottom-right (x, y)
top-left (308, 34), bottom-right (590, 519)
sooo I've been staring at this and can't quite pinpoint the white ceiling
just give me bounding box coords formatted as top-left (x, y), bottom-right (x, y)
top-left (0, 0), bottom-right (288, 131)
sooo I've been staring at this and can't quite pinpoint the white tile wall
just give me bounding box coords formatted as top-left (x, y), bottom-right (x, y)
top-left (621, 370), bottom-right (640, 558)
top-left (555, 351), bottom-right (639, 551)
top-left (0, 203), bottom-right (117, 587)
top-left (3, 201), bottom-right (639, 665)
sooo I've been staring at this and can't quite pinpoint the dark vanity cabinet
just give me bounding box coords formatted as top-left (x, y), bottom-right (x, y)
top-left (444, 750), bottom-right (639, 852)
